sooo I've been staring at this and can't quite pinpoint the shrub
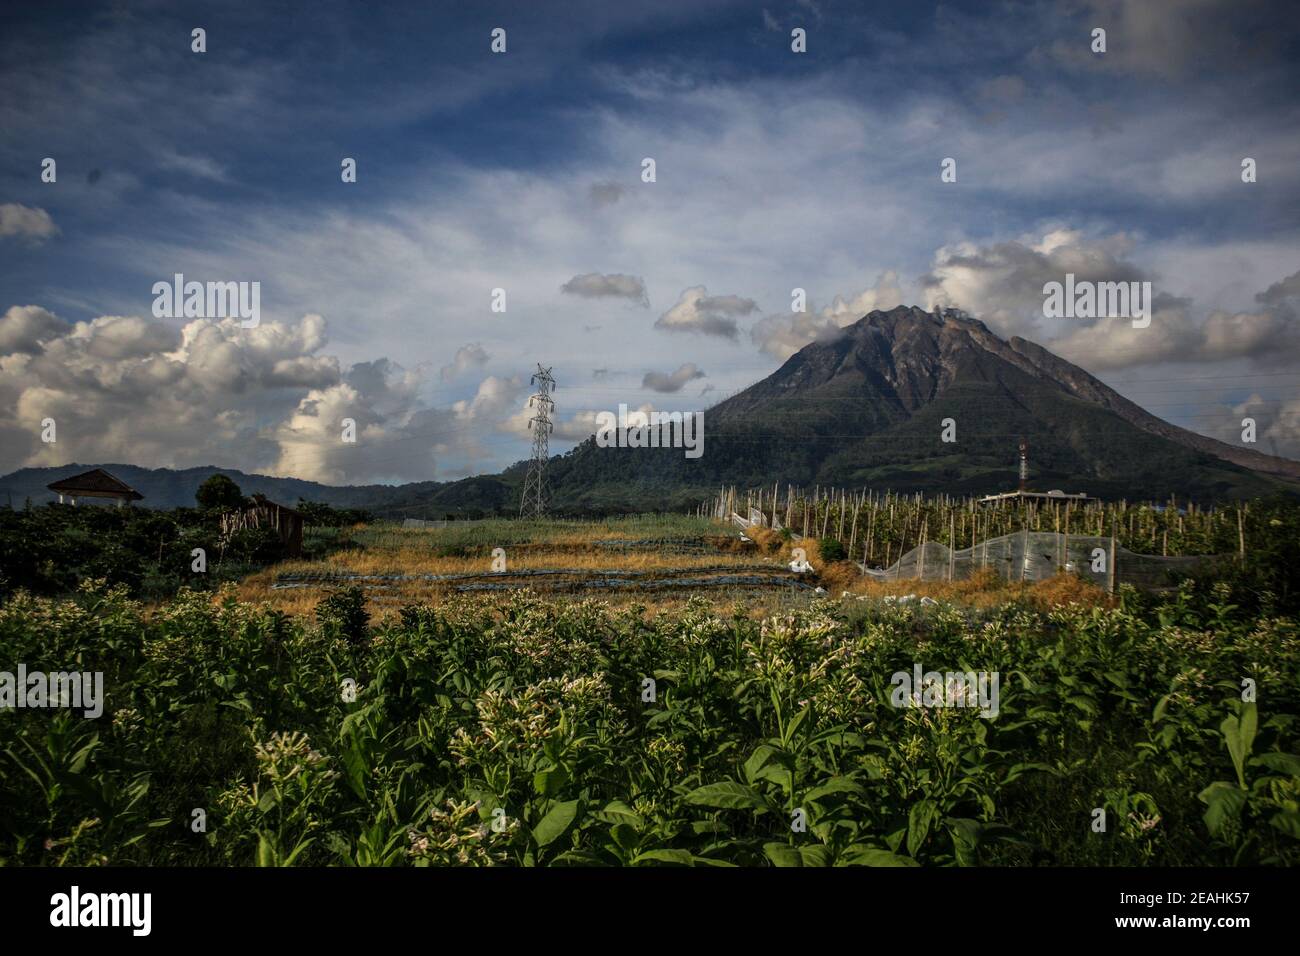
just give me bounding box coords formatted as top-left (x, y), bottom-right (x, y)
top-left (315, 586), bottom-right (370, 647)
top-left (818, 537), bottom-right (846, 561)
top-left (223, 526), bottom-right (287, 566)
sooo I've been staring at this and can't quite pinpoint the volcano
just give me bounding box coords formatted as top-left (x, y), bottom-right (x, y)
top-left (542, 305), bottom-right (1300, 508)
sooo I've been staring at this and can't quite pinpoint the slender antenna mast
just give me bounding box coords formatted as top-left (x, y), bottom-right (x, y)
top-left (1018, 439), bottom-right (1029, 492)
top-left (519, 364), bottom-right (555, 519)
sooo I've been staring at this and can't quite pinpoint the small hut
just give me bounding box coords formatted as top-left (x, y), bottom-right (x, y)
top-left (977, 440), bottom-right (1095, 507)
top-left (220, 494), bottom-right (303, 557)
top-left (978, 489), bottom-right (1096, 507)
top-left (47, 468), bottom-right (144, 507)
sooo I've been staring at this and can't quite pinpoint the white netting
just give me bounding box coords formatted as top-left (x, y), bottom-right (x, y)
top-left (862, 531), bottom-right (1228, 590)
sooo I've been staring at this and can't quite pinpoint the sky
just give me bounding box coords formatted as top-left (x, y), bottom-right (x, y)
top-left (2, 0), bottom-right (1299, 485)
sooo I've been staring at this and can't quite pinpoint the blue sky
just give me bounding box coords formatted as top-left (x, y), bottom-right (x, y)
top-left (2, 0), bottom-right (1299, 484)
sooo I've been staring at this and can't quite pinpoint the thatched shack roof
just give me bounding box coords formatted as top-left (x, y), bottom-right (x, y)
top-left (222, 494), bottom-right (304, 557)
top-left (247, 493), bottom-right (300, 515)
top-left (47, 468), bottom-right (144, 500)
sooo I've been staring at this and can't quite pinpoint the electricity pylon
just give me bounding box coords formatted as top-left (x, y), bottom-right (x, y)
top-left (519, 364), bottom-right (555, 518)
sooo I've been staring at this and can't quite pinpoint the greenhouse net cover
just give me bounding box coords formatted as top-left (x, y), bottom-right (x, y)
top-left (862, 531), bottom-right (1230, 590)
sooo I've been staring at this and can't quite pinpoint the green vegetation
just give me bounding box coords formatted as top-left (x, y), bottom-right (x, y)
top-left (195, 474), bottom-right (245, 511)
top-left (0, 496), bottom-right (371, 602)
top-left (1, 579), bottom-right (1296, 866)
top-left (0, 503), bottom-right (283, 601)
top-left (817, 537), bottom-right (847, 562)
top-left (348, 514), bottom-right (718, 557)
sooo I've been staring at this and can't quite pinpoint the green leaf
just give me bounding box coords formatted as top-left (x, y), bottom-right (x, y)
top-left (339, 741), bottom-right (368, 800)
top-left (743, 744), bottom-right (792, 785)
top-left (840, 845), bottom-right (920, 867)
top-left (1152, 695), bottom-right (1170, 724)
top-left (763, 842), bottom-right (803, 867)
top-left (946, 817), bottom-right (982, 867)
top-left (1066, 695), bottom-right (1098, 716)
top-left (1269, 810), bottom-right (1300, 840)
top-left (885, 827), bottom-right (906, 853)
top-left (1252, 752), bottom-right (1300, 777)
top-left (592, 800), bottom-right (643, 829)
top-left (783, 706), bottom-right (810, 744)
top-left (691, 820), bottom-right (728, 835)
top-left (550, 849), bottom-right (609, 866)
top-left (256, 833), bottom-right (277, 867)
top-left (1003, 762), bottom-right (1058, 784)
top-left (281, 837), bottom-right (315, 867)
top-left (632, 848), bottom-right (694, 866)
top-left (799, 844), bottom-right (833, 867)
top-left (684, 781), bottom-right (767, 811)
top-left (1198, 781), bottom-right (1247, 838)
top-left (532, 799), bottom-right (580, 848)
top-left (907, 799), bottom-right (937, 858)
top-left (1222, 703), bottom-right (1257, 788)
top-left (804, 776), bottom-right (865, 803)
top-left (610, 823), bottom-right (641, 851)
top-left (532, 766), bottom-right (569, 798)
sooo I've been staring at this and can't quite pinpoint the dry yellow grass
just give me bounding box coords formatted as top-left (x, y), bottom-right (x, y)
top-left (228, 520), bottom-right (1111, 619)
top-left (739, 529), bottom-right (1112, 610)
top-left (270, 548), bottom-right (764, 577)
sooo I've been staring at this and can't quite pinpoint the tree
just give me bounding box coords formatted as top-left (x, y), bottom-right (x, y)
top-left (195, 474), bottom-right (244, 511)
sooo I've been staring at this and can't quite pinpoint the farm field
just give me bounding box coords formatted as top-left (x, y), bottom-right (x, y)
top-left (2, 506), bottom-right (1299, 867)
top-left (235, 514), bottom-right (1113, 617)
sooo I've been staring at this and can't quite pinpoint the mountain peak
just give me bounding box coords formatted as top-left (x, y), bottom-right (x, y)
top-left (663, 303), bottom-right (1300, 499)
top-left (853, 304), bottom-right (983, 328)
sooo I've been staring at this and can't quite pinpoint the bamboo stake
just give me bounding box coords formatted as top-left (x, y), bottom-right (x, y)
top-left (866, 506), bottom-right (875, 566)
top-left (1237, 505), bottom-right (1246, 564)
top-left (948, 512), bottom-right (955, 581)
top-left (1063, 500), bottom-right (1070, 573)
top-left (848, 501), bottom-right (859, 559)
top-left (918, 518), bottom-right (928, 581)
top-left (1108, 519), bottom-right (1117, 594)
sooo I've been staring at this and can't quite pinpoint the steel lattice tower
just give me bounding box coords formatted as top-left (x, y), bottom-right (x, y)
top-left (519, 364), bottom-right (555, 518)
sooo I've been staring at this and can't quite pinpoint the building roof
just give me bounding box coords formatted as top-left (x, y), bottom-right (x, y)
top-left (47, 468), bottom-right (144, 500)
top-left (248, 493), bottom-right (301, 516)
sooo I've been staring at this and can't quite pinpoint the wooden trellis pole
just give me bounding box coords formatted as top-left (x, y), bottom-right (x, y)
top-left (848, 501), bottom-right (859, 559)
top-left (866, 506), bottom-right (875, 566)
top-left (1237, 505), bottom-right (1246, 564)
top-left (1108, 516), bottom-right (1117, 594)
top-left (948, 511), bottom-right (955, 581)
top-left (918, 518), bottom-right (928, 581)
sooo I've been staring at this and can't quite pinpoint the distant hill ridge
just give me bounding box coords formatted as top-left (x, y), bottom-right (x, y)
top-left (0, 463), bottom-right (439, 511)
top-left (4, 307), bottom-right (1298, 513)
